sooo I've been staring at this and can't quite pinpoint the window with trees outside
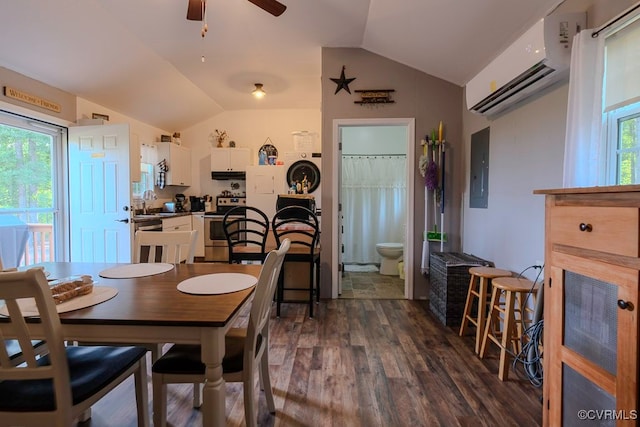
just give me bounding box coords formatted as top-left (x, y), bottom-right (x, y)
top-left (0, 111), bottom-right (66, 268)
top-left (603, 15), bottom-right (640, 184)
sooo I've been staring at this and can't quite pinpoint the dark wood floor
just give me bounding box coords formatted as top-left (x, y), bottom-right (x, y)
top-left (83, 299), bottom-right (543, 426)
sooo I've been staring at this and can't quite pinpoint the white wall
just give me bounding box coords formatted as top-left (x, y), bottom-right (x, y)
top-left (462, 84), bottom-right (568, 279)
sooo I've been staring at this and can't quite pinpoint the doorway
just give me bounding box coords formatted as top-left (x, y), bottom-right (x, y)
top-left (0, 111), bottom-right (67, 267)
top-left (331, 118), bottom-right (415, 299)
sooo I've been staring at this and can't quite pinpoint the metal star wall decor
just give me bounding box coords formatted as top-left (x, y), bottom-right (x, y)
top-left (330, 66), bottom-right (356, 94)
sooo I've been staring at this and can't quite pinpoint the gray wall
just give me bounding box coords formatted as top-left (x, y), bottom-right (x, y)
top-left (460, 0), bottom-right (638, 279)
top-left (321, 47), bottom-right (462, 299)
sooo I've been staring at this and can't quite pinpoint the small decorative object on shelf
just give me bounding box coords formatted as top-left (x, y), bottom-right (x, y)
top-left (92, 113), bottom-right (109, 121)
top-left (172, 132), bottom-right (181, 145)
top-left (354, 89), bottom-right (395, 105)
top-left (209, 129), bottom-right (228, 148)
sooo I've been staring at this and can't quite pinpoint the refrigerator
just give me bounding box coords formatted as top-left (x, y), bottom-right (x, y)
top-left (245, 165), bottom-right (287, 221)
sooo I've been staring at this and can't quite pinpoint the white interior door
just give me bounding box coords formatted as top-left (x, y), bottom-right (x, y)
top-left (68, 124), bottom-right (132, 262)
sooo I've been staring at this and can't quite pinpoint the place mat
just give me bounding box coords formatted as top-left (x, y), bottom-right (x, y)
top-left (177, 273), bottom-right (257, 295)
top-left (99, 263), bottom-right (174, 278)
top-left (0, 286), bottom-right (118, 316)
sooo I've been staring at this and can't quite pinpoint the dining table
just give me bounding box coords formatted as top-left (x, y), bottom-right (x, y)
top-left (0, 261), bottom-right (262, 427)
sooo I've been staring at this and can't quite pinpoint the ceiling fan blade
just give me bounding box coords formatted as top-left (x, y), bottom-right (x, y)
top-left (247, 0), bottom-right (287, 17)
top-left (187, 0), bottom-right (204, 21)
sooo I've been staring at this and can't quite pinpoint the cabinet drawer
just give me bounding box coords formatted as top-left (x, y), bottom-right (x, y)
top-left (548, 206), bottom-right (639, 256)
top-left (162, 216), bottom-right (192, 231)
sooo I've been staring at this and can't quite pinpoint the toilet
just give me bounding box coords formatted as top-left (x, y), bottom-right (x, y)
top-left (376, 243), bottom-right (404, 275)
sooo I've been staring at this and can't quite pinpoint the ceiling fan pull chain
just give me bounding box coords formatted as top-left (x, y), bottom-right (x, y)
top-left (201, 0), bottom-right (208, 38)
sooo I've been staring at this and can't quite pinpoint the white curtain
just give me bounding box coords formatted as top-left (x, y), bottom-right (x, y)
top-left (342, 156), bottom-right (406, 264)
top-left (563, 29), bottom-right (606, 187)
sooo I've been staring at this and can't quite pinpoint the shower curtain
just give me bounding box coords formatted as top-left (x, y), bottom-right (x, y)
top-left (342, 155), bottom-right (406, 264)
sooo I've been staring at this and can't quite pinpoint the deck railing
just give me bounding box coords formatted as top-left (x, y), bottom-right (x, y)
top-left (23, 223), bottom-right (54, 265)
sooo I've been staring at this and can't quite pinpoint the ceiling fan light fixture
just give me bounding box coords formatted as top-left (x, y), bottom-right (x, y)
top-left (252, 83), bottom-right (266, 99)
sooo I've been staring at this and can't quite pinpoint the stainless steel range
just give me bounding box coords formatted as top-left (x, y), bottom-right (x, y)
top-left (203, 196), bottom-right (246, 262)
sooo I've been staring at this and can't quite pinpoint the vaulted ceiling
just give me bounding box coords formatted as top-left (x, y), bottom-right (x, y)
top-left (0, 0), bottom-right (566, 130)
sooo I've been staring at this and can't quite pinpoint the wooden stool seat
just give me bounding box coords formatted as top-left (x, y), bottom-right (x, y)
top-left (479, 276), bottom-right (537, 381)
top-left (459, 266), bottom-right (512, 354)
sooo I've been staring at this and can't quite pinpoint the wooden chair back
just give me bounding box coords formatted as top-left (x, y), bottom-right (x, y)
top-left (134, 230), bottom-right (198, 264)
top-left (0, 269), bottom-right (74, 422)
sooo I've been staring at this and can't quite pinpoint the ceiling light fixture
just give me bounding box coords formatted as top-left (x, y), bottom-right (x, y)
top-left (252, 83), bottom-right (266, 99)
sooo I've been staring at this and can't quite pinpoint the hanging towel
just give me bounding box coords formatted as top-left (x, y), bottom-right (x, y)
top-left (157, 159), bottom-right (168, 189)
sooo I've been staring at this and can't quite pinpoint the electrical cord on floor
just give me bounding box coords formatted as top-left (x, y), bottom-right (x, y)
top-left (485, 264), bottom-right (544, 386)
top-left (512, 264), bottom-right (544, 387)
top-left (512, 318), bottom-right (544, 387)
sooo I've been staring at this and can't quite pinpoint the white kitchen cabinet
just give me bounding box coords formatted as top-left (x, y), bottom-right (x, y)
top-left (192, 213), bottom-right (205, 258)
top-left (162, 215), bottom-right (192, 231)
top-left (157, 142), bottom-right (192, 186)
top-left (211, 148), bottom-right (251, 172)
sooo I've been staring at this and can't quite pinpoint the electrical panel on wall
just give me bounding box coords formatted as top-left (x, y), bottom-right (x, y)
top-left (470, 127), bottom-right (490, 209)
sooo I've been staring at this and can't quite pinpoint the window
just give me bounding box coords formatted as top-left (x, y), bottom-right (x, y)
top-left (603, 13), bottom-right (640, 184)
top-left (0, 111), bottom-right (66, 267)
top-left (606, 105), bottom-right (640, 184)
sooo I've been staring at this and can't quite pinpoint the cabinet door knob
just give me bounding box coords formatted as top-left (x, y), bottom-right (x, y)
top-left (617, 300), bottom-right (634, 311)
top-left (579, 223), bottom-right (593, 232)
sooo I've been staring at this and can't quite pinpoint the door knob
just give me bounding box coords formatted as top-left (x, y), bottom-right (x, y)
top-left (116, 218), bottom-right (129, 223)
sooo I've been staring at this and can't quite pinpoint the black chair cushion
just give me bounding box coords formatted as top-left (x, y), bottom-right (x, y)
top-left (152, 333), bottom-right (261, 375)
top-left (0, 345), bottom-right (147, 412)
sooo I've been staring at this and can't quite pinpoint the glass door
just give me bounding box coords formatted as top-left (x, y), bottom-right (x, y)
top-left (0, 111), bottom-right (66, 267)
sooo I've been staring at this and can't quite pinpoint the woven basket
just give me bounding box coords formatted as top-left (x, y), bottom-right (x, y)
top-left (428, 252), bottom-right (492, 326)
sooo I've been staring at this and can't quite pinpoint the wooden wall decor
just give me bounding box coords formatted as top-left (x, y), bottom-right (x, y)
top-left (354, 89), bottom-right (395, 105)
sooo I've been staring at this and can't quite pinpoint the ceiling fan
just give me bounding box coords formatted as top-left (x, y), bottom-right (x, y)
top-left (187, 0), bottom-right (287, 20)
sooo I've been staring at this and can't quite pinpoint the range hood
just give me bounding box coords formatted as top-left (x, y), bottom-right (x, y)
top-left (211, 171), bottom-right (246, 180)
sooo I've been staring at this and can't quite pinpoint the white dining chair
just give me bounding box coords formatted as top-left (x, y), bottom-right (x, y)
top-left (0, 269), bottom-right (150, 427)
top-left (151, 239), bottom-right (291, 427)
top-left (133, 230), bottom-right (198, 264)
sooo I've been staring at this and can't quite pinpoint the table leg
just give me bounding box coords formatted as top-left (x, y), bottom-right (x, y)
top-left (201, 329), bottom-right (226, 427)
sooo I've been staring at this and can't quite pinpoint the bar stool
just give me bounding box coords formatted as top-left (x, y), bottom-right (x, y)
top-left (479, 276), bottom-right (537, 381)
top-left (459, 266), bottom-right (512, 354)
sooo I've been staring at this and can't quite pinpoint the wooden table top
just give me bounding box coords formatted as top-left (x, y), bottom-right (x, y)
top-left (20, 262), bottom-right (261, 327)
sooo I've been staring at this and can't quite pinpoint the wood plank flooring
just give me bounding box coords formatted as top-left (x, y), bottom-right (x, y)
top-left (83, 299), bottom-right (542, 426)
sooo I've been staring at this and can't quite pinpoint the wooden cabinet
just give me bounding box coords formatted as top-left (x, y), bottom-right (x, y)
top-left (162, 215), bottom-right (192, 232)
top-left (192, 213), bottom-right (205, 258)
top-left (535, 185), bottom-right (640, 426)
top-left (211, 148), bottom-right (250, 172)
top-left (157, 142), bottom-right (192, 186)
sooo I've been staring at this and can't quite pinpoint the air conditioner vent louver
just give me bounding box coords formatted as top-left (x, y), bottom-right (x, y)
top-left (471, 62), bottom-right (554, 114)
top-left (466, 12), bottom-right (586, 118)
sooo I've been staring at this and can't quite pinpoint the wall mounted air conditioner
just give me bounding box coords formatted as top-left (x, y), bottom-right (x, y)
top-left (466, 12), bottom-right (586, 118)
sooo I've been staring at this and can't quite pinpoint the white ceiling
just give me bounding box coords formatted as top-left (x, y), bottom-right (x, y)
top-left (0, 0), bottom-right (566, 131)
